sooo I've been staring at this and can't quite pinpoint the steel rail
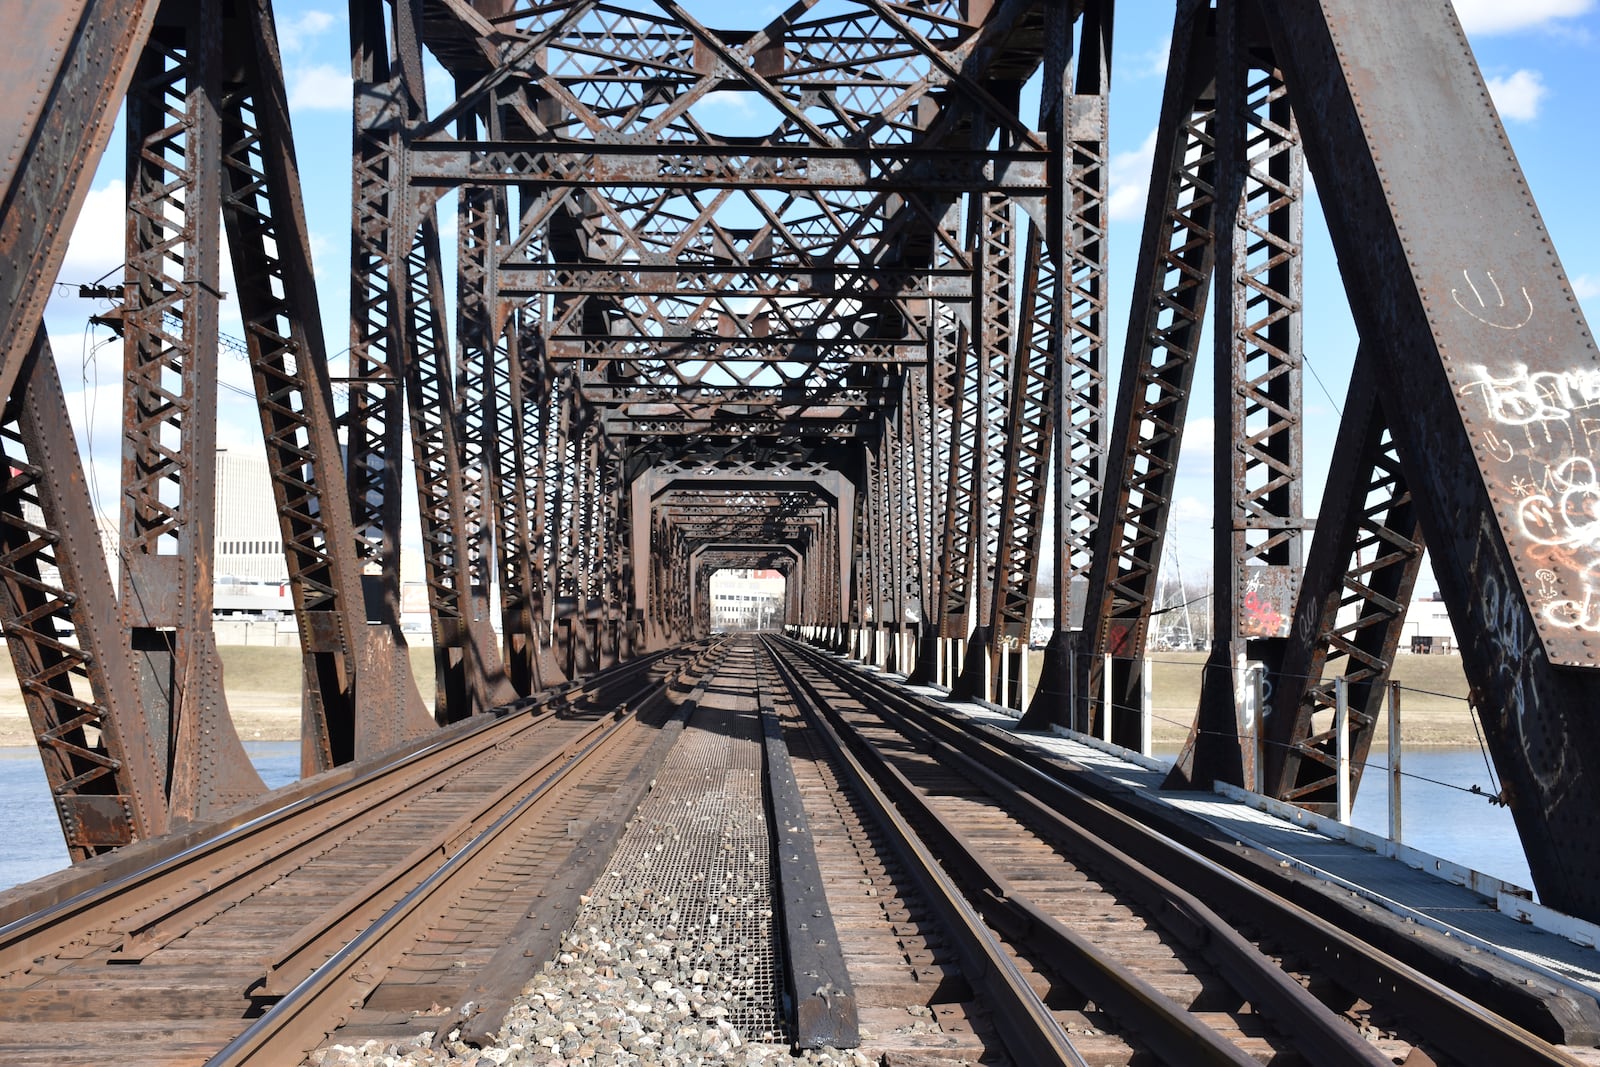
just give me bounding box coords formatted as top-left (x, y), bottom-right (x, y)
top-left (259, 700), bottom-right (642, 995)
top-left (758, 639), bottom-right (1092, 1067)
top-left (452, 638), bottom-right (736, 1046)
top-left (764, 637), bottom-right (1269, 1066)
top-left (780, 638), bottom-right (1591, 1067)
top-left (769, 638), bottom-right (1379, 1066)
top-left (260, 643), bottom-right (703, 996)
top-left (202, 656), bottom-right (704, 1067)
top-left (0, 644), bottom-right (690, 975)
top-left (752, 665), bottom-right (859, 1050)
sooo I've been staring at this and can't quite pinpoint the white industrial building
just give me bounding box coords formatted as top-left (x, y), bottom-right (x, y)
top-left (214, 448), bottom-right (289, 585)
top-left (710, 569), bottom-right (786, 631)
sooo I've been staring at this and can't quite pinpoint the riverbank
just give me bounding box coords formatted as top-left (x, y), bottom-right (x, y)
top-left (0, 645), bottom-right (1483, 748)
top-left (0, 645), bottom-right (437, 747)
top-left (1139, 650), bottom-right (1478, 746)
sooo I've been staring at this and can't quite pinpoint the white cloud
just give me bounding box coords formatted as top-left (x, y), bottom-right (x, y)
top-left (1137, 35), bottom-right (1171, 79)
top-left (1454, 0), bottom-right (1593, 34)
top-left (1181, 415), bottom-right (1215, 457)
top-left (1573, 274), bottom-right (1600, 299)
top-left (698, 91), bottom-right (757, 116)
top-left (1486, 69), bottom-right (1547, 121)
top-left (287, 63), bottom-right (351, 112)
top-left (278, 10), bottom-right (338, 53)
top-left (1107, 127), bottom-right (1158, 222)
top-left (55, 181), bottom-right (127, 294)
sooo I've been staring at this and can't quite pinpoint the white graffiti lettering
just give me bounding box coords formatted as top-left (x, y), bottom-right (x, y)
top-left (1481, 428), bottom-right (1515, 463)
top-left (1515, 457), bottom-right (1600, 552)
top-left (1463, 362), bottom-right (1600, 427)
top-left (1536, 568), bottom-right (1560, 600)
top-left (1542, 585), bottom-right (1600, 633)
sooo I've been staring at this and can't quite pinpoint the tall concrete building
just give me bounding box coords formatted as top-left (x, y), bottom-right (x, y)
top-left (214, 448), bottom-right (288, 585)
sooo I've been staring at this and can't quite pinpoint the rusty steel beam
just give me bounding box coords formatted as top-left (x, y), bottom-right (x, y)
top-left (0, 0), bottom-right (160, 407)
top-left (119, 0), bottom-right (264, 819)
top-left (219, 0), bottom-right (431, 773)
top-left (946, 183), bottom-right (1016, 701)
top-left (499, 265), bottom-right (974, 302)
top-left (1262, 347), bottom-right (1425, 813)
top-left (1259, 0), bottom-right (1600, 916)
top-left (1169, 0), bottom-right (1306, 791)
top-left (0, 329), bottom-right (166, 856)
top-left (1034, 0), bottom-right (1217, 735)
top-left (400, 213), bottom-right (518, 720)
top-left (408, 143), bottom-right (1050, 193)
top-left (998, 0), bottom-right (1110, 712)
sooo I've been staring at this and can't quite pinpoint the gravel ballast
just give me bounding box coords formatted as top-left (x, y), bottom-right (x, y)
top-left (308, 683), bottom-right (884, 1067)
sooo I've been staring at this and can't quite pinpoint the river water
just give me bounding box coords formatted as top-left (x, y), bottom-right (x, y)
top-left (0, 743), bottom-right (1533, 896)
top-left (0, 742), bottom-right (302, 891)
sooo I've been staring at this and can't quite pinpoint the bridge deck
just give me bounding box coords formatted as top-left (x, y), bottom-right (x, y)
top-left (9, 642), bottom-right (1600, 1064)
top-left (934, 689), bottom-right (1600, 1033)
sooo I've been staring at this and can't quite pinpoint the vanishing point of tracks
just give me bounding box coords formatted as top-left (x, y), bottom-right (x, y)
top-left (0, 632), bottom-right (1591, 1066)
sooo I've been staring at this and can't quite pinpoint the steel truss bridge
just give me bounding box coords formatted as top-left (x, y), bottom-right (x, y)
top-left (3, 0), bottom-right (1600, 923)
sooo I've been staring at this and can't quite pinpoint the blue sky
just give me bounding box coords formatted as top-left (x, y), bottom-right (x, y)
top-left (42, 0), bottom-right (1600, 593)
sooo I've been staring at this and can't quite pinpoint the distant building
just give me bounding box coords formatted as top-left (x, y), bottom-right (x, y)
top-left (1026, 579), bottom-right (1089, 647)
top-left (214, 448), bottom-right (288, 585)
top-left (1403, 592), bottom-right (1457, 654)
top-left (710, 568), bottom-right (785, 631)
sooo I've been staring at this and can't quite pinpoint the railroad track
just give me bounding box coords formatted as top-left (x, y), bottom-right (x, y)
top-left (0, 639), bottom-right (726, 1067)
top-left (1, 631), bottom-right (1589, 1067)
top-left (760, 634), bottom-right (1590, 1067)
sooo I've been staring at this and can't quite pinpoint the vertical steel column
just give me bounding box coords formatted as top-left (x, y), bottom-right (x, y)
top-left (120, 0), bottom-right (264, 819)
top-left (904, 364), bottom-right (938, 682)
top-left (995, 4), bottom-right (1108, 713)
top-left (491, 311), bottom-right (556, 689)
top-left (912, 204), bottom-right (963, 682)
top-left (400, 214), bottom-right (517, 721)
top-left (586, 434), bottom-right (615, 668)
top-left (1060, 2), bottom-right (1113, 725)
top-left (346, 0), bottom-right (408, 622)
top-left (862, 445), bottom-right (883, 661)
top-left (572, 411), bottom-right (597, 672)
top-left (1, 330), bottom-right (166, 856)
top-left (452, 184), bottom-right (494, 613)
top-left (940, 178), bottom-right (1017, 700)
top-left (1170, 0), bottom-right (1305, 789)
top-left (550, 386), bottom-right (582, 674)
top-left (1034, 0), bottom-right (1215, 734)
top-left (340, 0), bottom-right (434, 732)
top-left (936, 338), bottom-right (978, 649)
top-left (888, 393), bottom-right (912, 671)
top-left (951, 186), bottom-right (1016, 701)
top-left (219, 0), bottom-right (431, 771)
top-left (988, 226), bottom-right (1055, 709)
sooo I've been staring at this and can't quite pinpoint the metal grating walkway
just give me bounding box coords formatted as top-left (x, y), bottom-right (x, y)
top-left (572, 683), bottom-right (787, 1041)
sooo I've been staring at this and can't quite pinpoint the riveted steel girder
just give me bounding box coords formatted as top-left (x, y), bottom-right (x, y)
top-left (11, 0), bottom-right (1600, 925)
top-left (1033, 0), bottom-right (1216, 737)
top-left (120, 0), bottom-right (265, 818)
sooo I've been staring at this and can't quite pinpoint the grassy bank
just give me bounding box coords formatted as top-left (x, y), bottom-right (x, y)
top-left (213, 644), bottom-right (436, 696)
top-left (0, 640), bottom-right (1481, 748)
top-left (1027, 649), bottom-right (1474, 745)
